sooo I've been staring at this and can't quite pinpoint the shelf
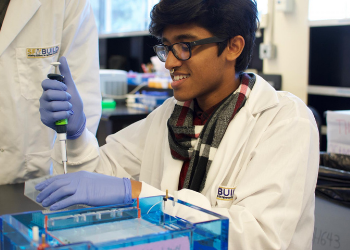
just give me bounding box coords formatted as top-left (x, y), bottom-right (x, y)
top-left (99, 30), bottom-right (151, 39)
top-left (308, 19), bottom-right (350, 27)
top-left (308, 86), bottom-right (350, 98)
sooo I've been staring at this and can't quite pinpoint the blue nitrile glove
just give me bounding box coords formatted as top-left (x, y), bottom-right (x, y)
top-left (35, 171), bottom-right (132, 211)
top-left (39, 56), bottom-right (86, 139)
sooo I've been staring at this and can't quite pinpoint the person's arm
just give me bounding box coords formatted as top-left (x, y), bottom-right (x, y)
top-left (37, 95), bottom-right (173, 210)
top-left (130, 180), bottom-right (142, 199)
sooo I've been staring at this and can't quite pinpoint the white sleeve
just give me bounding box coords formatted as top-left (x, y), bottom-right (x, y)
top-left (51, 123), bottom-right (143, 176)
top-left (52, 128), bottom-right (100, 174)
top-left (52, 103), bottom-right (164, 176)
top-left (92, 105), bottom-right (170, 178)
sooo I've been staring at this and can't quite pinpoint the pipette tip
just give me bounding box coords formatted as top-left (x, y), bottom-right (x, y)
top-left (63, 161), bottom-right (67, 174)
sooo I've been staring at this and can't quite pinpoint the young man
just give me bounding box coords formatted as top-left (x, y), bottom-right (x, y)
top-left (36, 0), bottom-right (319, 249)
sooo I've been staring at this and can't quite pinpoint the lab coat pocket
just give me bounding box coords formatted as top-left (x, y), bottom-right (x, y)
top-left (25, 150), bottom-right (52, 179)
top-left (216, 186), bottom-right (235, 208)
top-left (16, 46), bottom-right (59, 100)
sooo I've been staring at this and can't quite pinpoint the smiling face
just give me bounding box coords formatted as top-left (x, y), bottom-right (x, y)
top-left (162, 23), bottom-right (242, 110)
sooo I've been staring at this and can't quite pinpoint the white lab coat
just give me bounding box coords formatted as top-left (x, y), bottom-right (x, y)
top-left (0, 0), bottom-right (101, 184)
top-left (54, 75), bottom-right (319, 249)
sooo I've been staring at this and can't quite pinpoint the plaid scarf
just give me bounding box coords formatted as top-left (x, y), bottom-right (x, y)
top-left (167, 73), bottom-right (256, 192)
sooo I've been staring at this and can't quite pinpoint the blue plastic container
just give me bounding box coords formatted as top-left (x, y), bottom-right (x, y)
top-left (1, 196), bottom-right (228, 250)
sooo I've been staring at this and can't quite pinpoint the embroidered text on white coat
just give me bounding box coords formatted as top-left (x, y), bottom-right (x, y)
top-left (217, 186), bottom-right (235, 201)
top-left (27, 45), bottom-right (59, 58)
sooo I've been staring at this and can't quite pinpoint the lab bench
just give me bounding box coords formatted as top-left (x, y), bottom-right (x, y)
top-left (0, 183), bottom-right (42, 216)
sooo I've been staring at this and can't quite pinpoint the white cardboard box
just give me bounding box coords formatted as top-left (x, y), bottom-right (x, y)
top-left (326, 110), bottom-right (350, 155)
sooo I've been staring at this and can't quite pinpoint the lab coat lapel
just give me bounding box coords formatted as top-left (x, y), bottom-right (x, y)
top-left (202, 76), bottom-right (280, 204)
top-left (202, 107), bottom-right (256, 204)
top-left (247, 74), bottom-right (280, 115)
top-left (0, 0), bottom-right (41, 57)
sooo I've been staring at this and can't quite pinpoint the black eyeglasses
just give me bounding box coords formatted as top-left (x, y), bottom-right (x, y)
top-left (153, 36), bottom-right (227, 62)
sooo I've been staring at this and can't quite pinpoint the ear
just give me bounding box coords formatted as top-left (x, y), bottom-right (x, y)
top-left (226, 35), bottom-right (245, 62)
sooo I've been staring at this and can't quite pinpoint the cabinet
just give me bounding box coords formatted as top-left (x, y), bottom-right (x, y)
top-left (99, 35), bottom-right (159, 72)
top-left (307, 25), bottom-right (350, 151)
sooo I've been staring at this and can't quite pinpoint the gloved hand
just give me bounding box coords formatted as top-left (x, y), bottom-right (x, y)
top-left (39, 56), bottom-right (86, 139)
top-left (35, 171), bottom-right (132, 211)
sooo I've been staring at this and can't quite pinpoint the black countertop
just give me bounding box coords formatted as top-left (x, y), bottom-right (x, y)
top-left (0, 183), bottom-right (43, 216)
top-left (101, 105), bottom-right (149, 121)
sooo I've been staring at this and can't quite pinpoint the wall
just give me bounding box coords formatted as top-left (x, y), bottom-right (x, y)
top-left (263, 0), bottom-right (310, 103)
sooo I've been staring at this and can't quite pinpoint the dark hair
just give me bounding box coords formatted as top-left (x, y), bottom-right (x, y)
top-left (149, 0), bottom-right (259, 73)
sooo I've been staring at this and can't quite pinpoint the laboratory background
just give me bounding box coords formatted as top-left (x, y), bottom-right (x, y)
top-left (1, 0), bottom-right (350, 249)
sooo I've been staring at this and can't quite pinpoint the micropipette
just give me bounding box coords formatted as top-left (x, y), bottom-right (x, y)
top-left (47, 62), bottom-right (68, 174)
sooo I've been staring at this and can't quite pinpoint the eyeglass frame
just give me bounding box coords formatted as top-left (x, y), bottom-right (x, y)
top-left (153, 36), bottom-right (228, 62)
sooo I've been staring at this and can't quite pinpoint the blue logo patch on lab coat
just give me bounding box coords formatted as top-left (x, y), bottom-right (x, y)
top-left (217, 186), bottom-right (235, 201)
top-left (26, 45), bottom-right (59, 58)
